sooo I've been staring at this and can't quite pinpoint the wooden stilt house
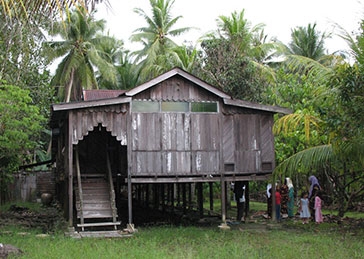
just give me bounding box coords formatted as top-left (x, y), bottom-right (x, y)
top-left (50, 67), bottom-right (290, 232)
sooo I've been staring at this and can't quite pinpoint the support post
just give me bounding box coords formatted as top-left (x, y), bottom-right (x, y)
top-left (68, 112), bottom-right (74, 228)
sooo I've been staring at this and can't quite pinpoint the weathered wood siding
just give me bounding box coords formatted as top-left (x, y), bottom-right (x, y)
top-left (222, 116), bottom-right (235, 164)
top-left (222, 113), bottom-right (275, 173)
top-left (235, 114), bottom-right (260, 173)
top-left (131, 112), bottom-right (220, 177)
top-left (259, 114), bottom-right (275, 171)
top-left (6, 171), bottom-right (55, 202)
top-left (133, 76), bottom-right (220, 102)
top-left (70, 105), bottom-right (128, 145)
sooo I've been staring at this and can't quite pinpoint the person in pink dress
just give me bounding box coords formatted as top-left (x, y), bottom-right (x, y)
top-left (314, 191), bottom-right (323, 224)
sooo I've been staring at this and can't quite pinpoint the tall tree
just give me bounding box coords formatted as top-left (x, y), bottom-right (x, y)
top-left (44, 7), bottom-right (117, 102)
top-left (0, 0), bottom-right (108, 21)
top-left (130, 0), bottom-right (191, 82)
top-left (199, 9), bottom-right (278, 102)
top-left (287, 23), bottom-right (327, 60)
top-left (273, 21), bottom-right (364, 217)
top-left (281, 23), bottom-right (344, 77)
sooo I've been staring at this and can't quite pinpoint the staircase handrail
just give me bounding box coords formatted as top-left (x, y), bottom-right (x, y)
top-left (106, 151), bottom-right (117, 223)
top-left (75, 147), bottom-right (84, 227)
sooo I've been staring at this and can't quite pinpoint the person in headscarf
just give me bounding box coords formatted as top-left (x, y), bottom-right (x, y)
top-left (308, 175), bottom-right (321, 221)
top-left (286, 178), bottom-right (295, 218)
top-left (266, 183), bottom-right (272, 218)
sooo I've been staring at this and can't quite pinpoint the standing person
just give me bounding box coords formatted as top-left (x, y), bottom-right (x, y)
top-left (266, 183), bottom-right (272, 218)
top-left (299, 192), bottom-right (311, 224)
top-left (286, 178), bottom-right (295, 218)
top-left (308, 175), bottom-right (321, 221)
top-left (234, 181), bottom-right (246, 222)
top-left (280, 179), bottom-right (289, 217)
top-left (275, 186), bottom-right (282, 222)
top-left (314, 191), bottom-right (323, 224)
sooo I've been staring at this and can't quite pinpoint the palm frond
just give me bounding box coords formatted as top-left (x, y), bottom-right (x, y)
top-left (283, 54), bottom-right (332, 79)
top-left (274, 113), bottom-right (322, 143)
top-left (274, 144), bottom-right (333, 177)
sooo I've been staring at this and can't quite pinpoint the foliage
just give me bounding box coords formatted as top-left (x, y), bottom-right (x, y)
top-left (0, 4), bottom-right (50, 85)
top-left (287, 23), bottom-right (328, 60)
top-left (44, 7), bottom-right (117, 102)
top-left (0, 0), bottom-right (107, 23)
top-left (272, 22), bottom-right (364, 217)
top-left (130, 0), bottom-right (192, 83)
top-left (0, 84), bottom-right (45, 203)
top-left (197, 9), bottom-right (278, 102)
top-left (0, 2), bottom-right (55, 178)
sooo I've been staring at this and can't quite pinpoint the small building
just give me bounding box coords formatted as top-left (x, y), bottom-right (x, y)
top-left (50, 67), bottom-right (290, 231)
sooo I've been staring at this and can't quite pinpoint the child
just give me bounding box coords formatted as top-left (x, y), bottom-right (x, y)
top-left (314, 191), bottom-right (323, 224)
top-left (275, 186), bottom-right (281, 222)
top-left (299, 192), bottom-right (310, 224)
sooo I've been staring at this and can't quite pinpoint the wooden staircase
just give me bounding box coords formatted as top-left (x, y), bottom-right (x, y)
top-left (74, 149), bottom-right (120, 231)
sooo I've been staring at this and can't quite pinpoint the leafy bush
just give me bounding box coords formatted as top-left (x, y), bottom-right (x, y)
top-left (0, 84), bottom-right (45, 203)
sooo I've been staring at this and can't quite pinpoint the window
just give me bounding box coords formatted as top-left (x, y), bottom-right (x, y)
top-left (132, 101), bottom-right (159, 112)
top-left (161, 102), bottom-right (189, 112)
top-left (131, 100), bottom-right (218, 113)
top-left (191, 102), bottom-right (218, 112)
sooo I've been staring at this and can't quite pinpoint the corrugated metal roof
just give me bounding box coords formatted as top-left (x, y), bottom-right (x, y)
top-left (51, 68), bottom-right (291, 115)
top-left (83, 89), bottom-right (126, 101)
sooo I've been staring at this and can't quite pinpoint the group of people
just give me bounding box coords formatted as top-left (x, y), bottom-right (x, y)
top-left (266, 178), bottom-right (295, 221)
top-left (266, 175), bottom-right (323, 224)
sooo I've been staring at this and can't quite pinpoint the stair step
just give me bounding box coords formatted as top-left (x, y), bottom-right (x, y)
top-left (77, 203), bottom-right (112, 210)
top-left (77, 222), bottom-right (121, 228)
top-left (79, 187), bottom-right (109, 191)
top-left (80, 181), bottom-right (108, 186)
top-left (78, 199), bottom-right (110, 205)
top-left (78, 191), bottom-right (109, 197)
top-left (78, 210), bottom-right (114, 218)
top-left (80, 193), bottom-right (110, 198)
top-left (74, 175), bottom-right (117, 223)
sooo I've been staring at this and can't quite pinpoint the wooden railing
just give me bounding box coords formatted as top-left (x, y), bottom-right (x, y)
top-left (75, 147), bottom-right (84, 229)
top-left (106, 151), bottom-right (118, 229)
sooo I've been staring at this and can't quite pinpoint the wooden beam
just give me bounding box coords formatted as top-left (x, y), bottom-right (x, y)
top-left (128, 174), bottom-right (269, 183)
top-left (127, 106), bottom-right (133, 225)
top-left (68, 112), bottom-right (74, 227)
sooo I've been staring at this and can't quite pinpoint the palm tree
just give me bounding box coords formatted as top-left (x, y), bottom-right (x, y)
top-left (273, 21), bottom-right (364, 217)
top-left (199, 9), bottom-right (279, 101)
top-left (0, 0), bottom-right (108, 21)
top-left (169, 45), bottom-right (199, 73)
top-left (130, 0), bottom-right (192, 82)
top-left (287, 23), bottom-right (327, 60)
top-left (44, 7), bottom-right (117, 102)
top-left (217, 10), bottom-right (281, 65)
top-left (280, 23), bottom-right (347, 78)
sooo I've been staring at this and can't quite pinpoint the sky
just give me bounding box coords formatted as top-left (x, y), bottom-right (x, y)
top-left (96, 0), bottom-right (364, 54)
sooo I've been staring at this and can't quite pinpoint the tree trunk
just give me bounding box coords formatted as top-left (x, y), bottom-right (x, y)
top-left (65, 68), bottom-right (75, 103)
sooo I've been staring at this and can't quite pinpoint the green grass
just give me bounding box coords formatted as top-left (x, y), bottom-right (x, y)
top-left (1, 202), bottom-right (363, 259)
top-left (1, 224), bottom-right (363, 259)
